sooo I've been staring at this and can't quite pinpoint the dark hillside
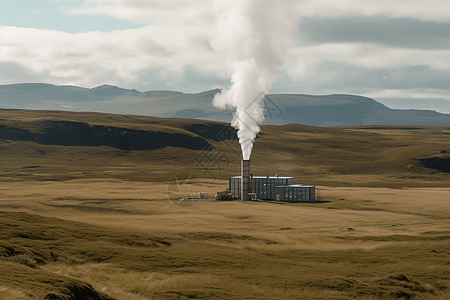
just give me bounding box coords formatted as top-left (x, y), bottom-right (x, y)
top-left (2, 83), bottom-right (450, 126)
top-left (1, 109), bottom-right (450, 187)
top-left (0, 120), bottom-right (211, 151)
top-left (0, 83), bottom-right (140, 103)
top-left (0, 109), bottom-right (239, 151)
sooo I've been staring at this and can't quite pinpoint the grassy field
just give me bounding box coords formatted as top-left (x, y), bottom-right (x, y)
top-left (1, 110), bottom-right (450, 299)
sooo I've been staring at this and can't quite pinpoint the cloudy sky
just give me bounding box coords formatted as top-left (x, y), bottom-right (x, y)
top-left (1, 0), bottom-right (450, 111)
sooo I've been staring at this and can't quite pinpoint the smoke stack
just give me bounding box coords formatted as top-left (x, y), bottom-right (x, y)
top-left (211, 1), bottom-right (298, 161)
top-left (241, 160), bottom-right (250, 201)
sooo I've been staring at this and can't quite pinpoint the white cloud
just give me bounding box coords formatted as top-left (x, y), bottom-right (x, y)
top-left (0, 25), bottom-right (221, 90)
top-left (297, 0), bottom-right (450, 21)
top-left (1, 0), bottom-right (450, 104)
top-left (68, 0), bottom-right (450, 24)
top-left (67, 0), bottom-right (214, 25)
top-left (367, 89), bottom-right (450, 100)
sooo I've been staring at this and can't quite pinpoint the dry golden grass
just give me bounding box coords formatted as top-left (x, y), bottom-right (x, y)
top-left (1, 109), bottom-right (450, 187)
top-left (1, 180), bottom-right (449, 233)
top-left (0, 286), bottom-right (30, 300)
top-left (2, 110), bottom-right (450, 299)
top-left (2, 182), bottom-right (450, 299)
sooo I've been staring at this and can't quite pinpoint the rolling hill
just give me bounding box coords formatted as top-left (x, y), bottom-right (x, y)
top-left (2, 83), bottom-right (450, 126)
top-left (1, 108), bottom-right (450, 187)
top-left (2, 108), bottom-right (450, 299)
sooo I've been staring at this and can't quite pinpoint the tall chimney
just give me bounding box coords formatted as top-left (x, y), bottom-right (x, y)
top-left (241, 160), bottom-right (250, 201)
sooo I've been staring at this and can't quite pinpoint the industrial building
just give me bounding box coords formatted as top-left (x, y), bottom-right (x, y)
top-left (274, 185), bottom-right (316, 202)
top-left (229, 176), bottom-right (315, 202)
top-left (223, 160), bottom-right (316, 202)
top-left (229, 176), bottom-right (296, 200)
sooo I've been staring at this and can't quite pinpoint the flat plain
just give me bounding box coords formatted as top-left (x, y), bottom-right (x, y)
top-left (1, 109), bottom-right (450, 300)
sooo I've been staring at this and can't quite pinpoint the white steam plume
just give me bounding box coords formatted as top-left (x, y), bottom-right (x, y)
top-left (211, 0), bottom-right (298, 160)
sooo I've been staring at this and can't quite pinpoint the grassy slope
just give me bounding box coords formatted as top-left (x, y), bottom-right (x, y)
top-left (1, 109), bottom-right (450, 187)
top-left (1, 202), bottom-right (450, 300)
top-left (1, 109), bottom-right (450, 299)
top-left (0, 211), bottom-right (170, 300)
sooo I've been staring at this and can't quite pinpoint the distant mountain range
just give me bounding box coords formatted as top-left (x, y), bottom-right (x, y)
top-left (2, 83), bottom-right (450, 126)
